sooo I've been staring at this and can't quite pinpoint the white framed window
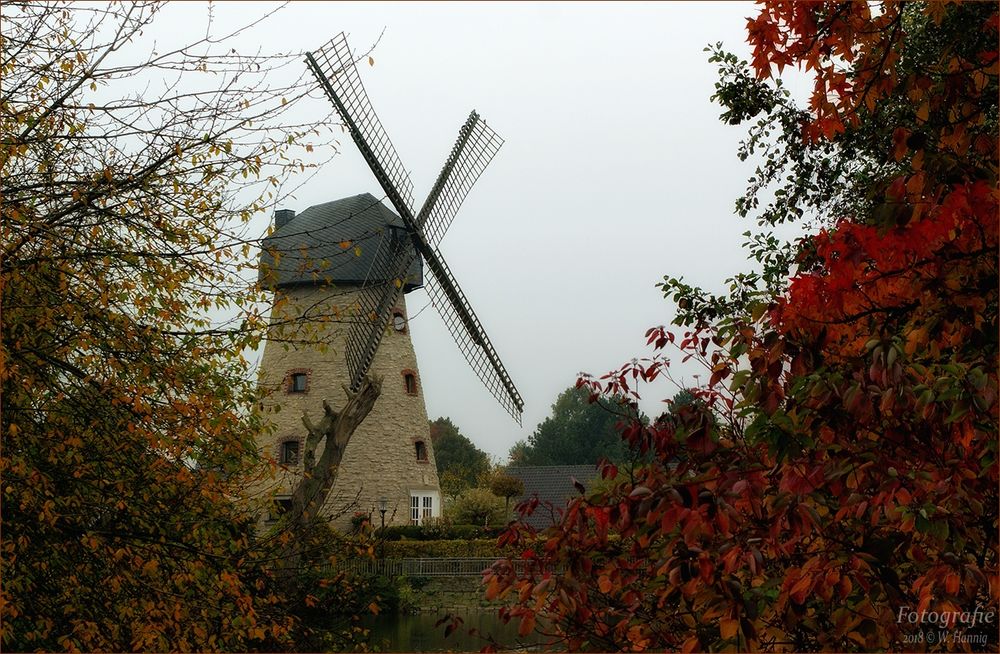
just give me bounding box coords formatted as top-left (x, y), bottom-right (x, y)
top-left (409, 491), bottom-right (440, 525)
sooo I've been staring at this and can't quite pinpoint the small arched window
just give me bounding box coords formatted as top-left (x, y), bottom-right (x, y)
top-left (403, 372), bottom-right (418, 395)
top-left (286, 369), bottom-right (310, 394)
top-left (414, 440), bottom-right (428, 462)
top-left (279, 440), bottom-right (300, 465)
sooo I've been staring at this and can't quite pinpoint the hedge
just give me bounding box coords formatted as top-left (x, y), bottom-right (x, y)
top-left (383, 538), bottom-right (504, 559)
top-left (379, 523), bottom-right (505, 542)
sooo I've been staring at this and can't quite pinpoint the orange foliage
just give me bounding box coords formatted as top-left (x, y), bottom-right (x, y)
top-left (487, 2), bottom-right (997, 651)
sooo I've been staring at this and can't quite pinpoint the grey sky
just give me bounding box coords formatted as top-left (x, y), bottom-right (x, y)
top-left (158, 1), bottom-right (795, 460)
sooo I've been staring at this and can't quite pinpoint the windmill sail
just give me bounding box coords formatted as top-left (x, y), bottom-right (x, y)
top-left (305, 34), bottom-right (415, 214)
top-left (305, 33), bottom-right (523, 423)
top-left (422, 249), bottom-right (524, 422)
top-left (416, 111), bottom-right (504, 247)
top-left (343, 227), bottom-right (415, 392)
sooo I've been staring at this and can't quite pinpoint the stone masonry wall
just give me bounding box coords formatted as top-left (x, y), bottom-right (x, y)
top-left (252, 283), bottom-right (441, 530)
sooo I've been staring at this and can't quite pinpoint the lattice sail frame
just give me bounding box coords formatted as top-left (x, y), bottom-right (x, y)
top-left (305, 34), bottom-right (524, 423)
top-left (306, 33), bottom-right (415, 213)
top-left (417, 111), bottom-right (504, 247)
top-left (343, 228), bottom-right (413, 392)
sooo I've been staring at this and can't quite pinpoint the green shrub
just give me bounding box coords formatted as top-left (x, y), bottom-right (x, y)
top-left (416, 519), bottom-right (451, 541)
top-left (383, 538), bottom-right (502, 558)
top-left (380, 524), bottom-right (423, 541)
top-left (447, 524), bottom-right (477, 540)
top-left (391, 576), bottom-right (420, 614)
top-left (445, 487), bottom-right (506, 527)
top-left (448, 523), bottom-right (504, 540)
top-left (379, 522), bottom-right (505, 542)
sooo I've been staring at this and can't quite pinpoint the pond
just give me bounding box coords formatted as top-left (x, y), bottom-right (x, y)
top-left (365, 609), bottom-right (548, 652)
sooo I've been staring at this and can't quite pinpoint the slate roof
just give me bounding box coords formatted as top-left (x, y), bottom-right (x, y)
top-left (505, 465), bottom-right (601, 530)
top-left (258, 193), bottom-right (423, 291)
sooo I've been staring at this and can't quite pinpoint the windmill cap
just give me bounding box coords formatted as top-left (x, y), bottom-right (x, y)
top-left (259, 193), bottom-right (423, 291)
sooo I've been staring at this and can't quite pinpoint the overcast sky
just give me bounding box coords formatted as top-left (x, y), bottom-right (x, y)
top-left (157, 1), bottom-right (802, 461)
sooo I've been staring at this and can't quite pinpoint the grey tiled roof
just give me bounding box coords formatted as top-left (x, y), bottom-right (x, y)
top-left (258, 193), bottom-right (423, 291)
top-left (505, 465), bottom-right (601, 530)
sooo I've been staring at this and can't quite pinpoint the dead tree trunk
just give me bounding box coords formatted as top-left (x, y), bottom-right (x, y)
top-left (279, 375), bottom-right (382, 570)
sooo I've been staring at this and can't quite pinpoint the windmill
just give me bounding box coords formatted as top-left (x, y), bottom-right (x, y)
top-left (253, 33), bottom-right (521, 528)
top-left (304, 33), bottom-right (523, 423)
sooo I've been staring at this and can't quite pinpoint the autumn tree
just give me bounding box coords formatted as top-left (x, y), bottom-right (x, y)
top-left (0, 3), bottom-right (376, 650)
top-left (486, 2), bottom-right (998, 651)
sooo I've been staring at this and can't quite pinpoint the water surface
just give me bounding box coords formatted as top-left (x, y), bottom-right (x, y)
top-left (366, 609), bottom-right (544, 652)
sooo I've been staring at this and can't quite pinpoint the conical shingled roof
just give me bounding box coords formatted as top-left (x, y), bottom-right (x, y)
top-left (258, 193), bottom-right (423, 291)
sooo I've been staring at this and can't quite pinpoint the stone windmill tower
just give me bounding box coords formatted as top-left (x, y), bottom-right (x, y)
top-left (254, 33), bottom-right (523, 529)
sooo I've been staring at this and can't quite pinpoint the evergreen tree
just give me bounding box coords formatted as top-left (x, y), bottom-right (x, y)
top-left (509, 386), bottom-right (639, 466)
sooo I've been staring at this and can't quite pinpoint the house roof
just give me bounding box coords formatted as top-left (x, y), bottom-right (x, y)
top-left (505, 465), bottom-right (601, 530)
top-left (258, 193), bottom-right (423, 291)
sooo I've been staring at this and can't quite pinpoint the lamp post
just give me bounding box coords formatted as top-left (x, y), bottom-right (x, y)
top-left (377, 496), bottom-right (388, 531)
